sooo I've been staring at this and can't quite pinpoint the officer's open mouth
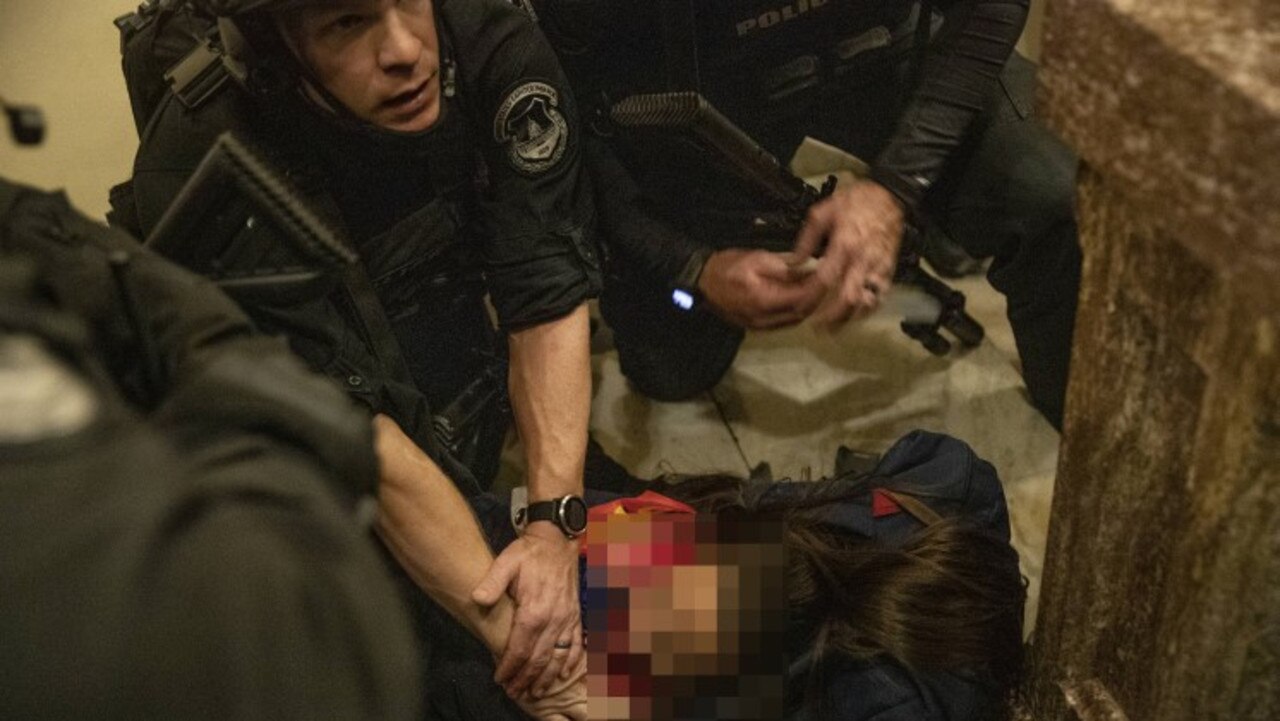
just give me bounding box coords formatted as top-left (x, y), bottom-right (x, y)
top-left (383, 74), bottom-right (436, 110)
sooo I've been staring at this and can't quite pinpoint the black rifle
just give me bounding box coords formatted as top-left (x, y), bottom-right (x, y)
top-left (144, 133), bottom-right (499, 492)
top-left (608, 91), bottom-right (984, 356)
top-left (146, 132), bottom-right (357, 305)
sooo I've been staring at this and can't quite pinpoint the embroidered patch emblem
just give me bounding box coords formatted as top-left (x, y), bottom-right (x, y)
top-left (494, 81), bottom-right (568, 175)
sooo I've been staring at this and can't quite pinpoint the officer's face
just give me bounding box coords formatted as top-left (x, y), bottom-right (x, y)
top-left (278, 0), bottom-right (441, 132)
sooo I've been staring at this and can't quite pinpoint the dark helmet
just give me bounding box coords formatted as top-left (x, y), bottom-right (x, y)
top-left (184, 0), bottom-right (307, 98)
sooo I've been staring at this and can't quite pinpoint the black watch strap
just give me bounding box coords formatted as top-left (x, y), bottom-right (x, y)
top-left (524, 495), bottom-right (588, 538)
top-left (670, 246), bottom-right (713, 311)
top-left (672, 246), bottom-right (712, 292)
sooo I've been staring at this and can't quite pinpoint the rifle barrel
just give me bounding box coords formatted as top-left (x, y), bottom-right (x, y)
top-left (609, 92), bottom-right (818, 214)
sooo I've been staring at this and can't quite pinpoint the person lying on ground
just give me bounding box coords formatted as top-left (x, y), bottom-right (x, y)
top-left (459, 430), bottom-right (1027, 721)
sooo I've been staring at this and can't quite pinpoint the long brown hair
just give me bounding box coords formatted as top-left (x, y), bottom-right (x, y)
top-left (654, 473), bottom-right (1026, 712)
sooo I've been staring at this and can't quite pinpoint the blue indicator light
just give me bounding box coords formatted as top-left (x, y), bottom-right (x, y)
top-left (671, 289), bottom-right (695, 311)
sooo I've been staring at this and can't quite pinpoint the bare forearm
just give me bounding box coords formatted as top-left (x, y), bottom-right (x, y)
top-left (371, 416), bottom-right (514, 655)
top-left (508, 304), bottom-right (591, 501)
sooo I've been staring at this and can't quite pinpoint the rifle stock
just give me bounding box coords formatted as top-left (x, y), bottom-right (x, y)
top-left (146, 132), bottom-right (356, 306)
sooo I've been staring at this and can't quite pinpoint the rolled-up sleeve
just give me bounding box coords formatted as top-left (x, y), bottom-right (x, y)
top-left (455, 0), bottom-right (603, 330)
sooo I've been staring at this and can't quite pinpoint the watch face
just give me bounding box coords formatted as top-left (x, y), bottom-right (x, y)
top-left (561, 496), bottom-right (588, 534)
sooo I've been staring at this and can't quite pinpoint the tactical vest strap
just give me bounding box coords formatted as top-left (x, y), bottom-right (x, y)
top-left (166, 37), bottom-right (231, 111)
top-left (880, 489), bottom-right (944, 526)
top-left (339, 265), bottom-right (416, 387)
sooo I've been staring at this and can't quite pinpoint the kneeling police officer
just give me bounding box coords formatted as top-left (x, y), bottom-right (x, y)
top-left (534, 0), bottom-right (1080, 428)
top-left (113, 0), bottom-right (597, 705)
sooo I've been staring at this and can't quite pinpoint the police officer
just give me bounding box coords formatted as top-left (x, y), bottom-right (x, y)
top-left (115, 0), bottom-right (596, 701)
top-left (534, 0), bottom-right (1080, 429)
top-left (0, 175), bottom-right (421, 720)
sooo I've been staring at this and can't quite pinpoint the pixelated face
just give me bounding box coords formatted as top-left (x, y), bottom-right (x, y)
top-left (584, 514), bottom-right (787, 721)
top-left (276, 0), bottom-right (442, 132)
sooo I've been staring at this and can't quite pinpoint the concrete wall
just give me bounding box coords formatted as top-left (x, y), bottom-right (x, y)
top-left (0, 0), bottom-right (139, 219)
top-left (0, 0), bottom-right (1047, 221)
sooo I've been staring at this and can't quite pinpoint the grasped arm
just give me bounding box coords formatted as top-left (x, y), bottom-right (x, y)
top-left (372, 414), bottom-right (516, 653)
top-left (372, 414), bottom-right (587, 720)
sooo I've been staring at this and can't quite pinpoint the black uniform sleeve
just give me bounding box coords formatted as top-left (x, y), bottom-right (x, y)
top-left (869, 0), bottom-right (1030, 211)
top-left (447, 0), bottom-right (602, 330)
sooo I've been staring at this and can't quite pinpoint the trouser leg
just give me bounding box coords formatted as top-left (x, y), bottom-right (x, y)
top-left (925, 54), bottom-right (1082, 429)
top-left (600, 270), bottom-right (745, 402)
top-left (983, 215), bottom-right (1079, 429)
top-left (803, 51), bottom-right (1081, 427)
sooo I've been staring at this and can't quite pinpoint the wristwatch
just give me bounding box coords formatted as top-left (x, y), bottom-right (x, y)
top-left (670, 246), bottom-right (713, 312)
top-left (522, 495), bottom-right (589, 539)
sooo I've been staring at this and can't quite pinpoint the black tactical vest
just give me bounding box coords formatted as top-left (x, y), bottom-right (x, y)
top-left (124, 19), bottom-right (506, 493)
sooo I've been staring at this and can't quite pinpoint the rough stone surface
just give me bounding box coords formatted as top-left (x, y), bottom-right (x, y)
top-left (1060, 679), bottom-right (1130, 721)
top-left (1038, 0), bottom-right (1280, 288)
top-left (1025, 1), bottom-right (1280, 719)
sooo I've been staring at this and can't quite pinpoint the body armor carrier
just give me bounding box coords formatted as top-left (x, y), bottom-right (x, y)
top-left (116, 10), bottom-right (509, 492)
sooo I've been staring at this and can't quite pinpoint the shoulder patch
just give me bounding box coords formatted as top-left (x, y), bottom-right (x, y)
top-left (493, 81), bottom-right (569, 175)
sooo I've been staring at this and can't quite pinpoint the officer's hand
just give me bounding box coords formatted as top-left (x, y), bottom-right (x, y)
top-left (792, 180), bottom-right (904, 328)
top-left (514, 653), bottom-right (588, 721)
top-left (698, 249), bottom-right (825, 329)
top-left (473, 519), bottom-right (583, 701)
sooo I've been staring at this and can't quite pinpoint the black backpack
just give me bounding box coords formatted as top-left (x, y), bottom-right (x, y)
top-left (109, 1), bottom-right (224, 233)
top-left (113, 0), bottom-right (220, 136)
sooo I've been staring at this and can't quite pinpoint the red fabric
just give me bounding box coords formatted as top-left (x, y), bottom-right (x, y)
top-left (587, 491), bottom-right (696, 520)
top-left (581, 491), bottom-right (696, 556)
top-left (872, 489), bottom-right (902, 518)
